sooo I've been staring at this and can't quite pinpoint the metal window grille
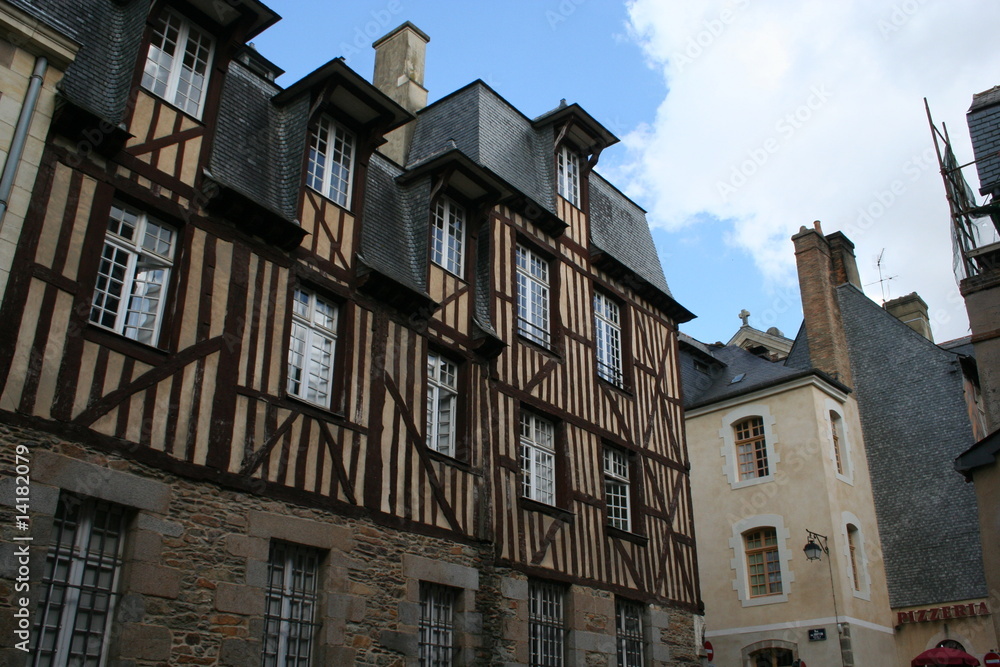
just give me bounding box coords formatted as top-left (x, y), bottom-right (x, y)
top-left (427, 352), bottom-right (459, 456)
top-left (604, 448), bottom-right (631, 532)
top-left (431, 198), bottom-right (466, 276)
top-left (615, 599), bottom-right (644, 667)
top-left (521, 411), bottom-right (556, 505)
top-left (830, 411), bottom-right (844, 474)
top-left (32, 495), bottom-right (127, 667)
top-left (89, 203), bottom-right (176, 346)
top-left (516, 245), bottom-right (551, 347)
top-left (744, 528), bottom-right (782, 597)
top-left (141, 9), bottom-right (214, 117)
top-left (287, 288), bottom-right (338, 406)
top-left (529, 581), bottom-right (565, 667)
top-left (734, 417), bottom-right (769, 480)
top-left (594, 293), bottom-right (624, 387)
top-left (307, 116), bottom-right (355, 207)
top-left (419, 583), bottom-right (456, 666)
top-left (557, 146), bottom-right (580, 207)
top-left (261, 542), bottom-right (322, 667)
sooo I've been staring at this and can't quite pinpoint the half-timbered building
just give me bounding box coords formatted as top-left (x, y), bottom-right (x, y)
top-left (0, 2), bottom-right (702, 664)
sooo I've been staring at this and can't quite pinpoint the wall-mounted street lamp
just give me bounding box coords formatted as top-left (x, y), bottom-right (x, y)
top-left (803, 529), bottom-right (846, 667)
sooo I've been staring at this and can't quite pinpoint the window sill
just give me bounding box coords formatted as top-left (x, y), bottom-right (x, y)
top-left (597, 375), bottom-right (632, 396)
top-left (305, 184), bottom-right (353, 214)
top-left (426, 447), bottom-right (477, 474)
top-left (517, 333), bottom-right (561, 359)
top-left (607, 526), bottom-right (648, 546)
top-left (519, 497), bottom-right (574, 522)
top-left (83, 325), bottom-right (170, 365)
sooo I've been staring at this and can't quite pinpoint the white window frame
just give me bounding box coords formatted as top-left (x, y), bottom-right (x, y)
top-left (141, 9), bottom-right (215, 118)
top-left (419, 582), bottom-right (457, 666)
top-left (286, 288), bottom-right (339, 407)
top-left (520, 410), bottom-right (556, 505)
top-left (307, 115), bottom-right (356, 208)
top-left (261, 541), bottom-right (322, 667)
top-left (615, 598), bottom-right (645, 667)
top-left (32, 495), bottom-right (127, 666)
top-left (516, 244), bottom-right (551, 348)
top-left (729, 514), bottom-right (793, 607)
top-left (89, 202), bottom-right (176, 346)
top-left (603, 447), bottom-right (631, 532)
top-left (719, 405), bottom-right (779, 490)
top-left (431, 197), bottom-right (466, 276)
top-left (426, 352), bottom-right (459, 457)
top-left (529, 581), bottom-right (565, 667)
top-left (557, 145), bottom-right (580, 207)
top-left (594, 292), bottom-right (624, 387)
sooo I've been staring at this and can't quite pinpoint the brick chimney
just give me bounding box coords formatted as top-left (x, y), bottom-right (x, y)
top-left (792, 221), bottom-right (854, 385)
top-left (884, 292), bottom-right (934, 341)
top-left (372, 22), bottom-right (429, 165)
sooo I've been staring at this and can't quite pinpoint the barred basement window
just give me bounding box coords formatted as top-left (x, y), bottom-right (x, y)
top-left (616, 598), bottom-right (644, 667)
top-left (307, 115), bottom-right (356, 208)
top-left (90, 202), bottom-right (176, 346)
top-left (734, 416), bottom-right (769, 480)
top-left (426, 352), bottom-right (459, 456)
top-left (529, 581), bottom-right (565, 667)
top-left (431, 197), bottom-right (466, 276)
top-left (287, 288), bottom-right (339, 407)
top-left (516, 244), bottom-right (551, 347)
top-left (594, 292), bottom-right (624, 387)
top-left (141, 9), bottom-right (214, 117)
top-left (262, 541), bottom-right (322, 667)
top-left (32, 495), bottom-right (127, 667)
top-left (419, 583), bottom-right (457, 666)
top-left (557, 145), bottom-right (580, 207)
top-left (521, 410), bottom-right (556, 505)
top-left (604, 447), bottom-right (631, 532)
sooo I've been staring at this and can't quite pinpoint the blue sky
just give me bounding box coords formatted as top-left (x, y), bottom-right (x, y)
top-left (253, 1), bottom-right (1000, 345)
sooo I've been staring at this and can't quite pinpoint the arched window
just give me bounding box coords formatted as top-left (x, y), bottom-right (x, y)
top-left (847, 524), bottom-right (861, 591)
top-left (830, 411), bottom-right (844, 475)
top-left (735, 417), bottom-right (769, 480)
top-left (744, 528), bottom-right (782, 597)
top-left (749, 647), bottom-right (795, 666)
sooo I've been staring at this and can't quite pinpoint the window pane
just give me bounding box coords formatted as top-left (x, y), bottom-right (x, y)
top-left (141, 11), bottom-right (213, 117)
top-left (735, 417), bottom-right (768, 480)
top-left (419, 583), bottom-right (456, 666)
top-left (287, 290), bottom-right (338, 406)
top-left (521, 412), bottom-right (556, 504)
top-left (427, 353), bottom-right (459, 456)
top-left (262, 542), bottom-right (321, 667)
top-left (529, 582), bottom-right (564, 667)
top-left (516, 246), bottom-right (550, 347)
top-left (616, 599), bottom-right (644, 667)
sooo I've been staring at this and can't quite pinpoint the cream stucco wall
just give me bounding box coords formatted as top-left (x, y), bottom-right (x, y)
top-left (688, 375), bottom-right (898, 666)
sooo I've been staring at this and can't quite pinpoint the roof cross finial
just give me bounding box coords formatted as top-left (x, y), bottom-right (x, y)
top-left (739, 309), bottom-right (751, 327)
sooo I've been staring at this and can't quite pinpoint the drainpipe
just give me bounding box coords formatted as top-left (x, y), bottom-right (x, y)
top-left (0, 55), bottom-right (48, 228)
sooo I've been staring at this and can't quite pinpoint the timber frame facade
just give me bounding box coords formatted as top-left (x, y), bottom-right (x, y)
top-left (0, 1), bottom-right (702, 664)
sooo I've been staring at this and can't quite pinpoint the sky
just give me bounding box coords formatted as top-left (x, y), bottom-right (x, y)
top-left (252, 0), bottom-right (1000, 345)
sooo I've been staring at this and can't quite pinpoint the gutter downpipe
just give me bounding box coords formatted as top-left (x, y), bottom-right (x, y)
top-left (0, 55), bottom-right (48, 228)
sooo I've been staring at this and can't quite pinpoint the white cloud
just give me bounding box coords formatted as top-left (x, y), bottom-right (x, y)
top-left (615, 0), bottom-right (1000, 341)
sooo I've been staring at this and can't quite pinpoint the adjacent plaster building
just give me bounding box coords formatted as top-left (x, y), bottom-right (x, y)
top-left (0, 1), bottom-right (703, 665)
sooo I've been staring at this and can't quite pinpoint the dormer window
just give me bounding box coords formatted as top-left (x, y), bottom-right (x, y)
top-left (307, 115), bottom-right (356, 208)
top-left (557, 145), bottom-right (581, 207)
top-left (431, 196), bottom-right (465, 276)
top-left (141, 9), bottom-right (215, 118)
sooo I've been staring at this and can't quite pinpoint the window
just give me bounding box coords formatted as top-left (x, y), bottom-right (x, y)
top-left (516, 245), bottom-right (551, 347)
top-left (287, 288), bottom-right (339, 407)
top-left (307, 115), bottom-right (356, 208)
top-left (529, 581), bottom-right (565, 667)
top-left (744, 528), bottom-right (782, 597)
top-left (141, 9), bottom-right (214, 117)
top-left (419, 583), bottom-right (456, 667)
top-left (262, 541), bottom-right (322, 667)
top-left (749, 647), bottom-right (795, 666)
top-left (830, 411), bottom-right (844, 475)
top-left (521, 411), bottom-right (556, 505)
top-left (735, 417), bottom-right (769, 481)
top-left (431, 197), bottom-right (465, 276)
top-left (32, 495), bottom-right (127, 666)
top-left (594, 292), bottom-right (623, 387)
top-left (426, 352), bottom-right (458, 456)
top-left (847, 525), bottom-right (860, 592)
top-left (89, 202), bottom-right (176, 345)
top-left (615, 599), bottom-right (644, 667)
top-left (557, 145), bottom-right (580, 207)
top-left (604, 447), bottom-right (631, 532)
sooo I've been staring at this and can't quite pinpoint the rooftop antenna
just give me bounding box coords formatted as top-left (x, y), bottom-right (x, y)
top-left (863, 249), bottom-right (897, 303)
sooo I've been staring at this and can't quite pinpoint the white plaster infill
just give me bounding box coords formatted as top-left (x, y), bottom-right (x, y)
top-left (704, 615), bottom-right (895, 637)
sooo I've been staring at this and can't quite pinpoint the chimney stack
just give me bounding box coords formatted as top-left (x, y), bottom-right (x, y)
top-left (372, 22), bottom-right (429, 165)
top-left (884, 292), bottom-right (934, 341)
top-left (792, 222), bottom-right (854, 385)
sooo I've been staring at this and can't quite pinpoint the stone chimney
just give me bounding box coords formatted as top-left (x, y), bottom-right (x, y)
top-left (372, 22), bottom-right (429, 166)
top-left (792, 221), bottom-right (854, 385)
top-left (884, 292), bottom-right (934, 341)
